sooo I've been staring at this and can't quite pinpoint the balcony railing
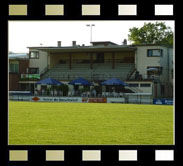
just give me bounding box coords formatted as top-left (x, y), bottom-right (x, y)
top-left (40, 66), bottom-right (49, 77)
top-left (57, 59), bottom-right (134, 64)
top-left (128, 74), bottom-right (160, 81)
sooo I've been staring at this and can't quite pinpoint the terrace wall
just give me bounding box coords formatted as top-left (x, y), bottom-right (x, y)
top-left (9, 73), bottom-right (19, 91)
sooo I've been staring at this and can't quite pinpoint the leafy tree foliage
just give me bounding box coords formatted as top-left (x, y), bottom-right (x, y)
top-left (128, 22), bottom-right (173, 46)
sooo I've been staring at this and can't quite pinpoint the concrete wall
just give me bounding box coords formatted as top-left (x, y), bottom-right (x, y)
top-left (29, 49), bottom-right (48, 74)
top-left (136, 46), bottom-right (173, 98)
top-left (127, 95), bottom-right (153, 104)
top-left (136, 46), bottom-right (162, 76)
top-left (126, 81), bottom-right (153, 94)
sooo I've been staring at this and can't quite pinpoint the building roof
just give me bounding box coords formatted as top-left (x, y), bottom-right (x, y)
top-left (27, 45), bottom-right (137, 53)
top-left (90, 41), bottom-right (118, 46)
top-left (133, 44), bottom-right (173, 48)
top-left (27, 41), bottom-right (172, 53)
top-left (9, 53), bottom-right (29, 59)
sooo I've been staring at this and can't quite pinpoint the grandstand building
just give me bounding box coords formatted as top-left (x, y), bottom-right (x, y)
top-left (10, 41), bottom-right (173, 98)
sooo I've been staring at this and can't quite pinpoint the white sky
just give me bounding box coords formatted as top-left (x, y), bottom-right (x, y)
top-left (9, 21), bottom-right (174, 53)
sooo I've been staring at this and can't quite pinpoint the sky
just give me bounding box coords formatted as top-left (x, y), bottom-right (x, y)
top-left (8, 21), bottom-right (174, 53)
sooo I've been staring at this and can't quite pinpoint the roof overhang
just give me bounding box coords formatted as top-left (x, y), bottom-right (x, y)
top-left (9, 58), bottom-right (29, 60)
top-left (28, 46), bottom-right (137, 53)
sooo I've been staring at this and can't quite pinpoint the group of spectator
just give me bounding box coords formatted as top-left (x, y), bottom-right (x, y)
top-left (34, 89), bottom-right (63, 96)
top-left (68, 88), bottom-right (97, 97)
top-left (34, 88), bottom-right (126, 98)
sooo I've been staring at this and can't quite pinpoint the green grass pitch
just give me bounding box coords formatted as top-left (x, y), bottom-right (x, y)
top-left (8, 101), bottom-right (173, 145)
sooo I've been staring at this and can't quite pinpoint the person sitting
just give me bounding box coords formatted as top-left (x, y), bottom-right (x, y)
top-left (35, 89), bottom-right (38, 96)
top-left (91, 89), bottom-right (94, 97)
top-left (81, 92), bottom-right (84, 97)
top-left (42, 89), bottom-right (45, 96)
top-left (87, 91), bottom-right (90, 97)
top-left (59, 90), bottom-right (63, 96)
top-left (135, 71), bottom-right (140, 80)
top-left (93, 89), bottom-right (96, 97)
top-left (72, 89), bottom-right (75, 96)
top-left (37, 90), bottom-right (41, 96)
top-left (102, 92), bottom-right (106, 97)
top-left (51, 90), bottom-right (54, 96)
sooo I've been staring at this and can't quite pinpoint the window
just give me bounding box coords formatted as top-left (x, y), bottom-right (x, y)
top-left (28, 68), bottom-right (39, 74)
top-left (128, 83), bottom-right (139, 87)
top-left (9, 63), bottom-right (19, 73)
top-left (147, 49), bottom-right (163, 57)
top-left (140, 83), bottom-right (151, 87)
top-left (29, 51), bottom-right (39, 59)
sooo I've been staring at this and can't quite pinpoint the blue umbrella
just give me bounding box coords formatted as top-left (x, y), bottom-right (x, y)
top-left (36, 78), bottom-right (64, 85)
top-left (69, 77), bottom-right (93, 86)
top-left (101, 78), bottom-right (128, 86)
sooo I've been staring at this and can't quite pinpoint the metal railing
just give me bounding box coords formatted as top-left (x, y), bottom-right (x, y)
top-left (128, 74), bottom-right (160, 81)
top-left (53, 59), bottom-right (135, 64)
top-left (125, 87), bottom-right (143, 93)
top-left (41, 63), bottom-right (135, 81)
top-left (40, 65), bottom-right (50, 77)
top-left (44, 73), bottom-right (128, 81)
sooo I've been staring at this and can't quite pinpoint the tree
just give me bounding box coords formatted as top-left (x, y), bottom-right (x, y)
top-left (128, 22), bottom-right (173, 46)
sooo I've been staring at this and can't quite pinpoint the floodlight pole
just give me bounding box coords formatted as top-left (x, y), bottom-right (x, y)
top-left (86, 24), bottom-right (95, 43)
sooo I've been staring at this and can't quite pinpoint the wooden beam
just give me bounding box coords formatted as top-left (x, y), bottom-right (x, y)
top-left (90, 53), bottom-right (93, 69)
top-left (112, 52), bottom-right (115, 69)
top-left (69, 54), bottom-right (72, 69)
